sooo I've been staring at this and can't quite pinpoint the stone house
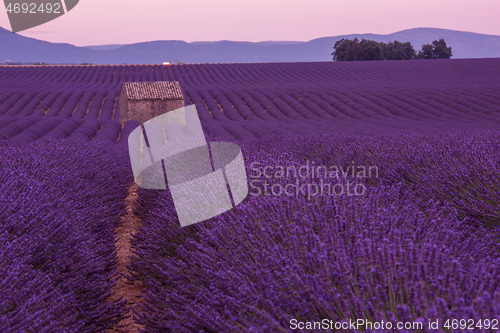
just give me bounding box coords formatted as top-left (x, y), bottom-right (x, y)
top-left (119, 81), bottom-right (184, 126)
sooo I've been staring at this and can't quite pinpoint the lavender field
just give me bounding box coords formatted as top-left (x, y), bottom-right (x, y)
top-left (0, 59), bottom-right (499, 142)
top-left (1, 59), bottom-right (499, 332)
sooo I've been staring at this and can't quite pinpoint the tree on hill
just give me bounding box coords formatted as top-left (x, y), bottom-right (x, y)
top-left (332, 38), bottom-right (359, 61)
top-left (357, 39), bottom-right (384, 61)
top-left (432, 39), bottom-right (452, 59)
top-left (418, 43), bottom-right (435, 59)
top-left (418, 39), bottom-right (452, 59)
top-left (333, 38), bottom-right (451, 61)
top-left (381, 41), bottom-right (418, 60)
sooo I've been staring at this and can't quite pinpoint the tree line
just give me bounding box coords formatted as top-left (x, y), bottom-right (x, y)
top-left (332, 38), bottom-right (452, 61)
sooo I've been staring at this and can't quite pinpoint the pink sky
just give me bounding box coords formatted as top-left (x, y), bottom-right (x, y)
top-left (0, 0), bottom-right (499, 46)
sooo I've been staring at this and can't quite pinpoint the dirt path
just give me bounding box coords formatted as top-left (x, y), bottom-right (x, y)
top-left (108, 184), bottom-right (145, 333)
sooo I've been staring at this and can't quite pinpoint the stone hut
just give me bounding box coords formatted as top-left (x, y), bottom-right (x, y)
top-left (119, 81), bottom-right (184, 126)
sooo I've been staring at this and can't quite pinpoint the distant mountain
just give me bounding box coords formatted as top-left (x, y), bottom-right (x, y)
top-left (84, 44), bottom-right (128, 51)
top-left (1, 26), bottom-right (499, 64)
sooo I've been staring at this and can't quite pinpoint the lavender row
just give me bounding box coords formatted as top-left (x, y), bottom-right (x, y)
top-left (128, 132), bottom-right (500, 332)
top-left (0, 139), bottom-right (134, 332)
top-left (0, 115), bottom-right (128, 143)
top-left (2, 60), bottom-right (500, 94)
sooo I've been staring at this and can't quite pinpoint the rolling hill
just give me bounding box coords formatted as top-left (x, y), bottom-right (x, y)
top-left (1, 27), bottom-right (500, 64)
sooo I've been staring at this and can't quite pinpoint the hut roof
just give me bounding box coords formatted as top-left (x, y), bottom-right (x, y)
top-left (122, 81), bottom-right (183, 101)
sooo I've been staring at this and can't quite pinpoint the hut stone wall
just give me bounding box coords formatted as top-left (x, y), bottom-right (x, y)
top-left (119, 81), bottom-right (184, 126)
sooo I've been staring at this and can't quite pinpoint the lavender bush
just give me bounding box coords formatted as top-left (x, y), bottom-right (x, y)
top-left (0, 139), bottom-right (133, 332)
top-left (129, 132), bottom-right (500, 332)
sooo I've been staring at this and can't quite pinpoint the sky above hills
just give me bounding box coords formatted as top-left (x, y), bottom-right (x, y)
top-left (0, 0), bottom-right (499, 46)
